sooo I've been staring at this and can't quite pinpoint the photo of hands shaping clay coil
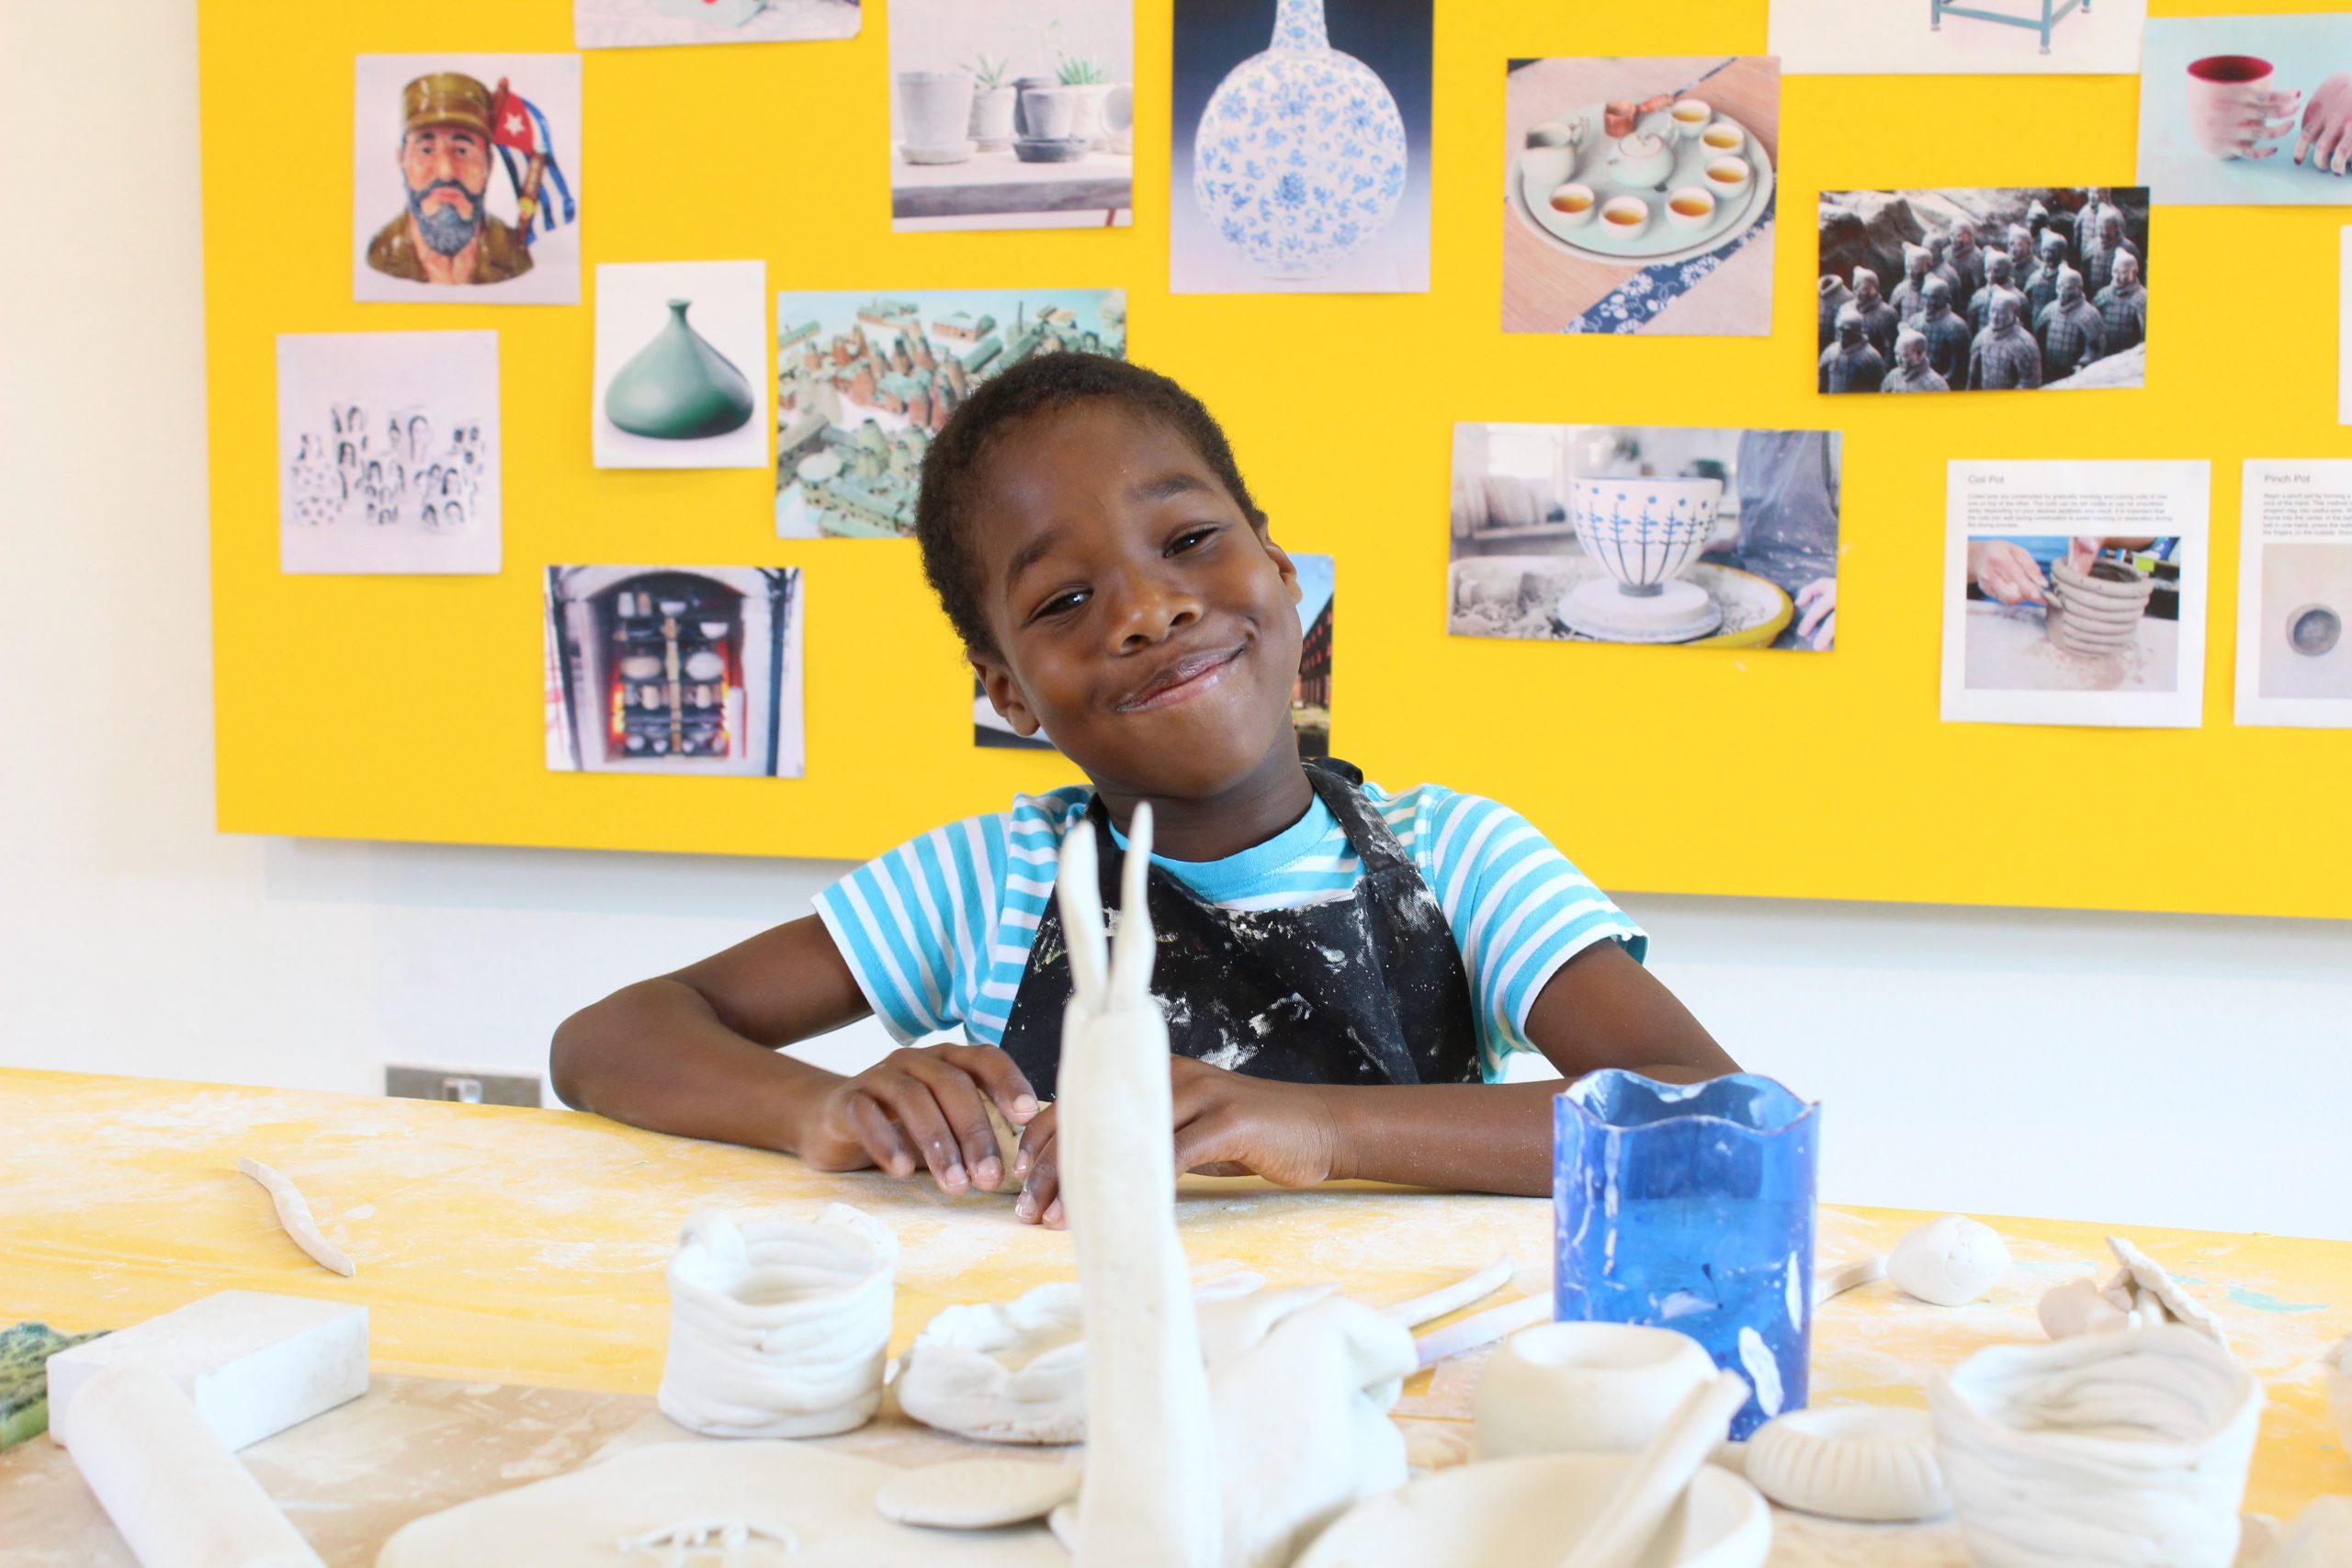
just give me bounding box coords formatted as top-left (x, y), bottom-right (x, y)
top-left (1961, 536), bottom-right (2182, 694)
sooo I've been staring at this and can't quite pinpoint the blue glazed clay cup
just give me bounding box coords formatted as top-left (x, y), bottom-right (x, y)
top-left (1553, 1071), bottom-right (1819, 1438)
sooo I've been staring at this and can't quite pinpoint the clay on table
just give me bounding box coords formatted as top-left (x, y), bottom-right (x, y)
top-left (872, 1456), bottom-right (1080, 1529)
top-left (1474, 1321), bottom-right (1718, 1460)
top-left (1928, 1324), bottom-right (2262, 1568)
top-left (1743, 1404), bottom-right (1950, 1522)
top-left (1885, 1214), bottom-right (2009, 1307)
top-left (656, 1203), bottom-right (897, 1438)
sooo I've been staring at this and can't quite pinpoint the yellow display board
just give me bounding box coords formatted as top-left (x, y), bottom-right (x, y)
top-left (203, 0), bottom-right (2351, 919)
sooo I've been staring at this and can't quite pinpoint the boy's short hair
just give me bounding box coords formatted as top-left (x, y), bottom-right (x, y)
top-left (914, 354), bottom-right (1267, 658)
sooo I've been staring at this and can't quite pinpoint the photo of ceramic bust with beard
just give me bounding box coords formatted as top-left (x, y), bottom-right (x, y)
top-left (353, 54), bottom-right (581, 304)
top-left (367, 73), bottom-right (535, 287)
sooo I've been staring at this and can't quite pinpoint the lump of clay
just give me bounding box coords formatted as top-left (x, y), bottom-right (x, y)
top-left (656, 1203), bottom-right (897, 1438)
top-left (1744, 1404), bottom-right (1950, 1522)
top-left (1886, 1214), bottom-right (2009, 1307)
top-left (2036, 1276), bottom-right (2140, 1341)
top-left (1928, 1325), bottom-right (2262, 1568)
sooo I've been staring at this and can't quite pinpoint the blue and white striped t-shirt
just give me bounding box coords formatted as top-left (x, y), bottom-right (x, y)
top-left (812, 783), bottom-right (1647, 1083)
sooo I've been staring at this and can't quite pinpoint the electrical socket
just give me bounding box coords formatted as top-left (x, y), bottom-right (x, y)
top-left (384, 1065), bottom-right (542, 1108)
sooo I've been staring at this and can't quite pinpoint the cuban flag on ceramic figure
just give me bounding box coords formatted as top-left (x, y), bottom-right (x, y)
top-left (488, 78), bottom-right (576, 241)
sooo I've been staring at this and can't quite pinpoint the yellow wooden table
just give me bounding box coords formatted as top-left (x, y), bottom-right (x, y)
top-left (3, 1067), bottom-right (2346, 1554)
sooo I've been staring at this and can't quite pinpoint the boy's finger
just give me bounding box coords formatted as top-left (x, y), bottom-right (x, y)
top-left (846, 1093), bottom-right (915, 1179)
top-left (1015, 1138), bottom-right (1060, 1224)
top-left (875, 1080), bottom-right (967, 1192)
top-left (907, 1058), bottom-right (1006, 1190)
top-left (1013, 1103), bottom-right (1058, 1182)
top-left (945, 1043), bottom-right (1043, 1126)
top-left (1042, 1197), bottom-right (1066, 1231)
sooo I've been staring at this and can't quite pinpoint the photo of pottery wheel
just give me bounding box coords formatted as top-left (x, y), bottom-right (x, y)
top-left (2044, 558), bottom-right (2154, 658)
top-left (1558, 575), bottom-right (1724, 642)
top-left (1448, 556), bottom-right (1793, 648)
top-left (1513, 106), bottom-right (1775, 267)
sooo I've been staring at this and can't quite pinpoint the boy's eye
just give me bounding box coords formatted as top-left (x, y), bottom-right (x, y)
top-left (1030, 589), bottom-right (1089, 623)
top-left (1168, 525), bottom-right (1219, 555)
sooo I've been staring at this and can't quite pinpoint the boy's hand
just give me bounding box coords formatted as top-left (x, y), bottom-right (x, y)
top-left (798, 1043), bottom-right (1039, 1196)
top-left (1011, 1057), bottom-right (1341, 1228)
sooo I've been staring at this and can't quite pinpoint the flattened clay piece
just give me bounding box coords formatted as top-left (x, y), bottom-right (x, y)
top-left (2037, 1277), bottom-right (2139, 1341)
top-left (1744, 1404), bottom-right (1951, 1522)
top-left (234, 1156), bottom-right (357, 1278)
top-left (1292, 1451), bottom-right (1770, 1568)
top-left (1886, 1214), bottom-right (2008, 1307)
top-left (874, 1457), bottom-right (1080, 1529)
top-left (2104, 1235), bottom-right (2229, 1352)
top-left (374, 1438), bottom-right (1061, 1566)
top-left (1814, 1255), bottom-right (1886, 1308)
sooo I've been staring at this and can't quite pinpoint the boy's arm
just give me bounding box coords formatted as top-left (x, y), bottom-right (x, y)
top-left (549, 914), bottom-right (869, 1156)
top-left (552, 914), bottom-right (1043, 1191)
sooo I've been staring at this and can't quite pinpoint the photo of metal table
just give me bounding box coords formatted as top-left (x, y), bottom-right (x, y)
top-left (1931, 0), bottom-right (2086, 54)
top-left (889, 151), bottom-right (1134, 226)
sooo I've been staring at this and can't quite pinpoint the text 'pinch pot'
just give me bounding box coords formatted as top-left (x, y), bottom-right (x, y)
top-left (1475, 1320), bottom-right (1718, 1459)
top-left (657, 1202), bottom-right (899, 1438)
top-left (1928, 1324), bottom-right (2262, 1568)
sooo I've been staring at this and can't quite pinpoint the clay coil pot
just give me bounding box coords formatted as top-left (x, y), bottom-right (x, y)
top-left (2045, 558), bottom-right (2154, 656)
top-left (1928, 1325), bottom-right (2261, 1568)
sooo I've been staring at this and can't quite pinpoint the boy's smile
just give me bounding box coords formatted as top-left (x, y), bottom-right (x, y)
top-left (967, 400), bottom-right (1306, 824)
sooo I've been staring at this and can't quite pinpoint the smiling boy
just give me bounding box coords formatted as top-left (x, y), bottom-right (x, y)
top-left (551, 355), bottom-right (1735, 1225)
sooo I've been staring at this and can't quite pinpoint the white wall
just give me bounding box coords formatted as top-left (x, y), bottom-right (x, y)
top-left (6, 0), bottom-right (2348, 1241)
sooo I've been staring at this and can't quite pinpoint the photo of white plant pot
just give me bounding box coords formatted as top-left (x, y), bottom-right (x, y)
top-left (1174, 0), bottom-right (1430, 293)
top-left (888, 0), bottom-right (1134, 231)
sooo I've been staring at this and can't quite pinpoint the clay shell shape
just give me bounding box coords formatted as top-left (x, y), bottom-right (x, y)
top-left (1745, 1405), bottom-right (1950, 1522)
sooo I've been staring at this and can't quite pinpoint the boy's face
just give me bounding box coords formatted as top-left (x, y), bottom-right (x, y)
top-left (967, 400), bottom-right (1303, 802)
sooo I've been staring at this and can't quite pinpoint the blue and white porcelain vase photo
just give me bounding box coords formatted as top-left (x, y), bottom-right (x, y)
top-left (1190, 0), bottom-right (1407, 280)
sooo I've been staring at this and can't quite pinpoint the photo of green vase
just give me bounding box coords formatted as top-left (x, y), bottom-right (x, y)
top-left (604, 299), bottom-right (755, 440)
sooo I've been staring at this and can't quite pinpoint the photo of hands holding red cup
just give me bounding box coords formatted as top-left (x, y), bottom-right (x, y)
top-left (2141, 14), bottom-right (2352, 202)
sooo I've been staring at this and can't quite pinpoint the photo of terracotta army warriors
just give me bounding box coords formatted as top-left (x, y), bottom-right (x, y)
top-left (353, 54), bottom-right (582, 304)
top-left (1816, 186), bottom-right (2147, 395)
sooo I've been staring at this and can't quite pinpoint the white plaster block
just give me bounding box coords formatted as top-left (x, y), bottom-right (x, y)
top-left (46, 1291), bottom-right (368, 1450)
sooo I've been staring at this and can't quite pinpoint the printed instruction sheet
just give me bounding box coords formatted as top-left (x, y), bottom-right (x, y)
top-left (2237, 461), bottom-right (2352, 728)
top-left (1942, 459), bottom-right (2209, 727)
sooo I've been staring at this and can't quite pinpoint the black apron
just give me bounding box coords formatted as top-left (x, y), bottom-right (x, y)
top-left (998, 760), bottom-right (1482, 1102)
